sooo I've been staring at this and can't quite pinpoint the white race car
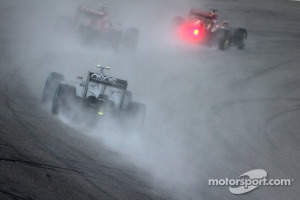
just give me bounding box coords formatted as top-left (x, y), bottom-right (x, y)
top-left (42, 65), bottom-right (146, 130)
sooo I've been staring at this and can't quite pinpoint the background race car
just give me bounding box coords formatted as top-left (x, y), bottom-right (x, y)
top-left (42, 65), bottom-right (146, 131)
top-left (173, 9), bottom-right (248, 50)
top-left (56, 4), bottom-right (139, 51)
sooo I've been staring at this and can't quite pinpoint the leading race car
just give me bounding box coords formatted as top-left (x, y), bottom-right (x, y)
top-left (173, 9), bottom-right (248, 50)
top-left (42, 65), bottom-right (146, 131)
top-left (56, 4), bottom-right (139, 51)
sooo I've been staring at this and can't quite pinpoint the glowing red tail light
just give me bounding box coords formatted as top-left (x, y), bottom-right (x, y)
top-left (177, 21), bottom-right (205, 43)
top-left (193, 29), bottom-right (199, 35)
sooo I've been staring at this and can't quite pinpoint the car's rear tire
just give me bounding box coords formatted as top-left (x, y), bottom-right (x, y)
top-left (78, 25), bottom-right (95, 44)
top-left (42, 72), bottom-right (64, 103)
top-left (123, 91), bottom-right (132, 109)
top-left (51, 84), bottom-right (76, 115)
top-left (233, 28), bottom-right (247, 50)
top-left (123, 27), bottom-right (139, 51)
top-left (217, 29), bottom-right (230, 50)
top-left (108, 29), bottom-right (123, 52)
top-left (126, 101), bottom-right (146, 131)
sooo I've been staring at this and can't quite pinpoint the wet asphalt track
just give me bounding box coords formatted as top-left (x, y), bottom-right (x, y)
top-left (0, 0), bottom-right (300, 199)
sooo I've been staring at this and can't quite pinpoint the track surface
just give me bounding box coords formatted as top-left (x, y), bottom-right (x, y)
top-left (0, 0), bottom-right (300, 199)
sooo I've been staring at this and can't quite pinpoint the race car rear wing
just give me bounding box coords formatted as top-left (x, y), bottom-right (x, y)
top-left (189, 9), bottom-right (218, 20)
top-left (88, 71), bottom-right (128, 90)
top-left (77, 5), bottom-right (107, 17)
top-left (83, 71), bottom-right (128, 110)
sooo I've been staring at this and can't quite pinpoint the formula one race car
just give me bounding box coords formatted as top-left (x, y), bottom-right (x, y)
top-left (42, 65), bottom-right (146, 130)
top-left (173, 9), bottom-right (247, 50)
top-left (57, 4), bottom-right (139, 51)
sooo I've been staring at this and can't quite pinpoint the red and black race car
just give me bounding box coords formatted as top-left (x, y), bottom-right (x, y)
top-left (173, 9), bottom-right (247, 50)
top-left (56, 4), bottom-right (139, 51)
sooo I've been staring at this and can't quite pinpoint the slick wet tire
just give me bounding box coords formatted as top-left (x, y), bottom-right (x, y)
top-left (108, 29), bottom-right (123, 52)
top-left (42, 72), bottom-right (64, 103)
top-left (51, 84), bottom-right (76, 115)
top-left (233, 28), bottom-right (247, 50)
top-left (123, 27), bottom-right (139, 51)
top-left (126, 101), bottom-right (146, 131)
top-left (217, 29), bottom-right (230, 50)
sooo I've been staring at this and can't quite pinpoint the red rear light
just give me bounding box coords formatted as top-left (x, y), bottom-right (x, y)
top-left (177, 22), bottom-right (205, 43)
top-left (193, 29), bottom-right (199, 35)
